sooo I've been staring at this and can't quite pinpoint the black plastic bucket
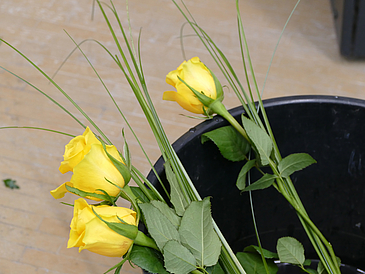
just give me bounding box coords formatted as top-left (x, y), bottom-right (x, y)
top-left (147, 95), bottom-right (365, 272)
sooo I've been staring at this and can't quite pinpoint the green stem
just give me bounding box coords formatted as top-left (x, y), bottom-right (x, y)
top-left (217, 106), bottom-right (340, 274)
top-left (210, 100), bottom-right (250, 144)
top-left (212, 220), bottom-right (247, 274)
top-left (191, 270), bottom-right (204, 274)
top-left (276, 179), bottom-right (339, 274)
top-left (134, 231), bottom-right (159, 251)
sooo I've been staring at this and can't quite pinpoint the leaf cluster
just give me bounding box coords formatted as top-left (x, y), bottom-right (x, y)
top-left (201, 121), bottom-right (316, 193)
top-left (238, 237), bottom-right (329, 274)
top-left (136, 198), bottom-right (222, 274)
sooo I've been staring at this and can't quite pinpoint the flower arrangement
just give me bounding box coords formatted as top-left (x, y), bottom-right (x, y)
top-left (0, 1), bottom-right (360, 274)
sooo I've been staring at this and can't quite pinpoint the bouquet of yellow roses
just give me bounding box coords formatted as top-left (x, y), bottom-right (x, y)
top-left (0, 1), bottom-right (344, 274)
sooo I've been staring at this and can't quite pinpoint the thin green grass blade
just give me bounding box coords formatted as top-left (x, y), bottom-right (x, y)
top-left (51, 38), bottom-right (120, 81)
top-left (0, 126), bottom-right (75, 137)
top-left (173, 1), bottom-right (256, 121)
top-left (0, 39), bottom-right (108, 143)
top-left (103, 1), bottom-right (197, 204)
top-left (0, 63), bottom-right (86, 129)
top-left (96, 1), bottom-right (189, 203)
top-left (261, 0), bottom-right (301, 98)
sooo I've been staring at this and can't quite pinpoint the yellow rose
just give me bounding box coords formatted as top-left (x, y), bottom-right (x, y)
top-left (163, 57), bottom-right (218, 114)
top-left (51, 128), bottom-right (125, 200)
top-left (68, 198), bottom-right (137, 257)
top-left (59, 127), bottom-right (100, 174)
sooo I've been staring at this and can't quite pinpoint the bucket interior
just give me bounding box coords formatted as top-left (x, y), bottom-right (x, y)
top-left (147, 96), bottom-right (365, 270)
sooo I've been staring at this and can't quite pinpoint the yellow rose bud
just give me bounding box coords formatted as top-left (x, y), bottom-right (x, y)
top-left (68, 198), bottom-right (137, 257)
top-left (59, 127), bottom-right (100, 174)
top-left (51, 128), bottom-right (125, 200)
top-left (163, 56), bottom-right (218, 114)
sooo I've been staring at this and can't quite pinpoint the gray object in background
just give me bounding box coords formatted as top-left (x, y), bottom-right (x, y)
top-left (331, 0), bottom-right (365, 58)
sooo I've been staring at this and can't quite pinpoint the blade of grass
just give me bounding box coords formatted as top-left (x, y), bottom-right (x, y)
top-left (0, 63), bottom-right (86, 130)
top-left (0, 126), bottom-right (75, 137)
top-left (173, 0), bottom-right (257, 122)
top-left (0, 38), bottom-right (110, 144)
top-left (98, 4), bottom-right (246, 273)
top-left (62, 30), bottom-right (168, 199)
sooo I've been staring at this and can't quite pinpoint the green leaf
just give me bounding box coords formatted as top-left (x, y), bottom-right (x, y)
top-left (150, 200), bottom-right (181, 229)
top-left (277, 237), bottom-right (305, 265)
top-left (201, 126), bottom-right (250, 162)
top-left (243, 174), bottom-right (277, 192)
top-left (241, 115), bottom-right (273, 166)
top-left (244, 245), bottom-right (279, 259)
top-left (236, 252), bottom-right (278, 274)
top-left (121, 129), bottom-right (132, 171)
top-left (130, 245), bottom-right (169, 274)
top-left (236, 160), bottom-right (256, 190)
top-left (305, 268), bottom-right (318, 274)
top-left (278, 153), bottom-right (316, 178)
top-left (163, 240), bottom-right (197, 274)
top-left (130, 186), bottom-right (152, 203)
top-left (165, 161), bottom-right (188, 216)
top-left (178, 197), bottom-right (221, 267)
top-left (139, 202), bottom-right (180, 250)
top-left (207, 264), bottom-right (225, 274)
top-left (3, 178), bottom-right (19, 189)
top-left (303, 259), bottom-right (312, 266)
top-left (317, 261), bottom-right (325, 274)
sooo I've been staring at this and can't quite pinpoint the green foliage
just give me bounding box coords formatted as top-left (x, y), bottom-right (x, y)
top-left (179, 197), bottom-right (221, 267)
top-left (306, 268), bottom-right (319, 274)
top-left (130, 245), bottom-right (169, 274)
top-left (102, 142), bottom-right (132, 185)
top-left (236, 159), bottom-right (256, 190)
top-left (237, 251), bottom-right (278, 274)
top-left (165, 161), bottom-right (188, 216)
top-left (65, 184), bottom-right (114, 202)
top-left (241, 115), bottom-right (273, 166)
top-left (130, 186), bottom-right (152, 203)
top-left (3, 178), bottom-right (19, 189)
top-left (150, 200), bottom-right (181, 229)
top-left (317, 257), bottom-right (341, 274)
top-left (243, 174), bottom-right (277, 192)
top-left (243, 245), bottom-right (278, 259)
top-left (92, 208), bottom-right (138, 240)
top-left (207, 263), bottom-right (225, 274)
top-left (163, 240), bottom-right (197, 274)
top-left (278, 153), bottom-right (317, 178)
top-left (201, 125), bottom-right (250, 161)
top-left (139, 202), bottom-right (180, 251)
top-left (277, 237), bottom-right (305, 265)
top-left (303, 259), bottom-right (312, 266)
top-left (139, 198), bottom-right (221, 273)
top-left (121, 129), bottom-right (132, 171)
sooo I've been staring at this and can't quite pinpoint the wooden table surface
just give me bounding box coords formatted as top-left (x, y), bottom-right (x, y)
top-left (1, 0), bottom-right (364, 273)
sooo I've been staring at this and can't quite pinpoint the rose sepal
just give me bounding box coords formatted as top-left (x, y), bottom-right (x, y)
top-left (92, 207), bottom-right (158, 251)
top-left (92, 207), bottom-right (138, 240)
top-left (101, 142), bottom-right (132, 185)
top-left (177, 68), bottom-right (223, 116)
top-left (207, 67), bottom-right (224, 101)
top-left (65, 184), bottom-right (115, 203)
top-left (177, 76), bottom-right (214, 107)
